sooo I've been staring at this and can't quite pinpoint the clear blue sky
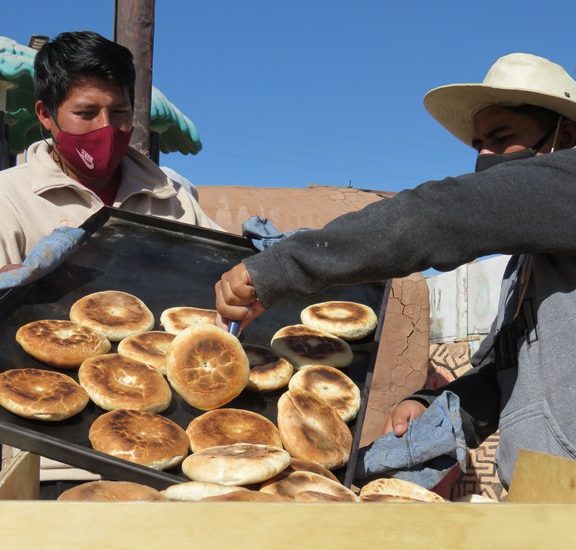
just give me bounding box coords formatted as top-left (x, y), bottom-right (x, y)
top-left (3, 1), bottom-right (575, 191)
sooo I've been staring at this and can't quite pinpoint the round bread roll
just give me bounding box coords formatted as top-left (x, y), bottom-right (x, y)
top-left (243, 345), bottom-right (294, 392)
top-left (359, 478), bottom-right (445, 502)
top-left (301, 301), bottom-right (378, 340)
top-left (89, 409), bottom-right (189, 470)
top-left (277, 390), bottom-right (352, 470)
top-left (181, 443), bottom-right (291, 485)
top-left (160, 306), bottom-right (217, 335)
top-left (288, 365), bottom-right (361, 422)
top-left (78, 354), bottom-right (172, 413)
top-left (117, 331), bottom-right (175, 374)
top-left (186, 409), bottom-right (282, 452)
top-left (166, 325), bottom-right (250, 410)
top-left (260, 470), bottom-right (358, 501)
top-left (202, 490), bottom-right (290, 503)
top-left (295, 491), bottom-right (359, 503)
top-left (360, 494), bottom-right (422, 503)
top-left (69, 290), bottom-right (155, 342)
top-left (162, 481), bottom-right (249, 502)
top-left (271, 324), bottom-right (353, 370)
top-left (15, 319), bottom-right (111, 369)
top-left (262, 457), bottom-right (339, 484)
top-left (0, 368), bottom-right (88, 421)
top-left (57, 480), bottom-right (168, 502)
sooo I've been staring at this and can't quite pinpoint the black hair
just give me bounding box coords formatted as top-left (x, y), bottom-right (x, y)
top-left (509, 104), bottom-right (561, 132)
top-left (34, 31), bottom-right (136, 116)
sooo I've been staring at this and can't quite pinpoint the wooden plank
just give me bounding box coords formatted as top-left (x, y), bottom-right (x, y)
top-left (0, 450), bottom-right (39, 500)
top-left (0, 501), bottom-right (575, 548)
top-left (508, 449), bottom-right (576, 503)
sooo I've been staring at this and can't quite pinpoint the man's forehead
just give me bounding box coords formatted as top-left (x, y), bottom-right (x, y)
top-left (64, 76), bottom-right (131, 105)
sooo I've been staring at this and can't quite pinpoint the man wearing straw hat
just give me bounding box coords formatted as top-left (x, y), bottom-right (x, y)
top-left (215, 53), bottom-right (576, 488)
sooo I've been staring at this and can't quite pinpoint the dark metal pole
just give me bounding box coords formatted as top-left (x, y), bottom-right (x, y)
top-left (114, 0), bottom-right (155, 158)
top-left (0, 111), bottom-right (9, 172)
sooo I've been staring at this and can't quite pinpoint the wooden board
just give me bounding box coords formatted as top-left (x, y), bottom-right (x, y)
top-left (508, 449), bottom-right (576, 503)
top-left (0, 501), bottom-right (575, 548)
top-left (0, 450), bottom-right (39, 500)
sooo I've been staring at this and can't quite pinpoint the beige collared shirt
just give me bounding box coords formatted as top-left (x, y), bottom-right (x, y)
top-left (0, 140), bottom-right (223, 265)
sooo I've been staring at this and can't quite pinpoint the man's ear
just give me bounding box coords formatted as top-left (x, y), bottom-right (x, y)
top-left (558, 120), bottom-right (576, 150)
top-left (35, 100), bottom-right (55, 134)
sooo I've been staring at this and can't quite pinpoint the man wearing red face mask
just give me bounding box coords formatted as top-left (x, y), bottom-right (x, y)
top-left (0, 31), bottom-right (221, 268)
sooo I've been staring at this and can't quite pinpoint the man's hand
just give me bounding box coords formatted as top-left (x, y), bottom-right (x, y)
top-left (215, 262), bottom-right (266, 331)
top-left (0, 264), bottom-right (23, 274)
top-left (383, 399), bottom-right (427, 437)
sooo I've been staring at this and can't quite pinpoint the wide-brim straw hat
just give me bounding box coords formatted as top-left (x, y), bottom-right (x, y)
top-left (424, 53), bottom-right (576, 146)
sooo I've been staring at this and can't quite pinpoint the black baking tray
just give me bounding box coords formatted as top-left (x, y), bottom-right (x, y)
top-left (0, 207), bottom-right (389, 490)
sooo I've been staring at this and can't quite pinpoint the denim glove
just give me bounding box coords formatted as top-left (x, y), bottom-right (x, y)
top-left (354, 391), bottom-right (468, 489)
top-left (242, 216), bottom-right (309, 251)
top-left (0, 226), bottom-right (87, 290)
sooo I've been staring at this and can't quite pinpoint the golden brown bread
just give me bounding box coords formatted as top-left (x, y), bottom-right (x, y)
top-left (15, 319), bottom-right (111, 368)
top-left (78, 354), bottom-right (172, 413)
top-left (277, 389), bottom-right (352, 470)
top-left (260, 457), bottom-right (339, 484)
top-left (271, 324), bottom-right (353, 370)
top-left (161, 481), bottom-right (249, 501)
top-left (0, 368), bottom-right (89, 421)
top-left (57, 480), bottom-right (168, 501)
top-left (186, 409), bottom-right (282, 452)
top-left (69, 290), bottom-right (154, 342)
top-left (300, 301), bottom-right (378, 340)
top-left (89, 409), bottom-right (189, 470)
top-left (182, 443), bottom-right (291, 486)
top-left (117, 331), bottom-right (175, 374)
top-left (359, 478), bottom-right (445, 502)
top-left (243, 344), bottom-right (294, 392)
top-left (295, 490), bottom-right (359, 503)
top-left (160, 306), bottom-right (217, 335)
top-left (288, 365), bottom-right (361, 422)
top-left (260, 470), bottom-right (358, 501)
top-left (202, 490), bottom-right (291, 502)
top-left (166, 325), bottom-right (250, 410)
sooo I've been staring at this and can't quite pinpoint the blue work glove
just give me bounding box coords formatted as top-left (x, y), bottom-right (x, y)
top-left (242, 216), bottom-right (309, 251)
top-left (354, 391), bottom-right (468, 489)
top-left (0, 226), bottom-right (87, 290)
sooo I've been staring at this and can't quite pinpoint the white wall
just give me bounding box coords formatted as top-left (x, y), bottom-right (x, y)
top-left (426, 255), bottom-right (510, 349)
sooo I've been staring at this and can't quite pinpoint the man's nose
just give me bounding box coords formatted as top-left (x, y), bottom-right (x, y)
top-left (96, 111), bottom-right (111, 127)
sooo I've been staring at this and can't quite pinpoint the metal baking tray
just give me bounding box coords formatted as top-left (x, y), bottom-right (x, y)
top-left (0, 207), bottom-right (389, 490)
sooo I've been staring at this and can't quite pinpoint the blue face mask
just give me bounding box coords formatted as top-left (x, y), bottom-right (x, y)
top-left (474, 117), bottom-right (562, 172)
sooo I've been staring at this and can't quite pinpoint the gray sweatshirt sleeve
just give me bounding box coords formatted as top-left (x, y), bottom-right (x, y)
top-left (243, 149), bottom-right (576, 307)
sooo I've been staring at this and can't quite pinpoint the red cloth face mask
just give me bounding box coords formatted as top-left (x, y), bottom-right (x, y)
top-left (55, 125), bottom-right (133, 179)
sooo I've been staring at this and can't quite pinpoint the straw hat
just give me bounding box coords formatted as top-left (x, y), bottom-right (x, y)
top-left (424, 53), bottom-right (576, 146)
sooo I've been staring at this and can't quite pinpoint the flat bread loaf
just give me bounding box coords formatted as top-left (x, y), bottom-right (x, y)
top-left (301, 301), bottom-right (378, 340)
top-left (260, 470), bottom-right (358, 501)
top-left (16, 319), bottom-right (111, 368)
top-left (160, 306), bottom-right (217, 335)
top-left (58, 480), bottom-right (168, 501)
top-left (117, 331), bottom-right (175, 374)
top-left (359, 478), bottom-right (445, 502)
top-left (271, 324), bottom-right (353, 370)
top-left (277, 389), bottom-right (352, 470)
top-left (202, 490), bottom-right (290, 503)
top-left (162, 481), bottom-right (249, 502)
top-left (69, 290), bottom-right (154, 342)
top-left (186, 408), bottom-right (282, 452)
top-left (78, 354), bottom-right (172, 413)
top-left (243, 344), bottom-right (293, 392)
top-left (166, 325), bottom-right (250, 410)
top-left (89, 409), bottom-right (189, 470)
top-left (288, 365), bottom-right (360, 422)
top-left (181, 443), bottom-right (291, 486)
top-left (0, 368), bottom-right (89, 421)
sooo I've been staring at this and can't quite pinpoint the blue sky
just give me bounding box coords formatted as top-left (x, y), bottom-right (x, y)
top-left (3, 1), bottom-right (575, 191)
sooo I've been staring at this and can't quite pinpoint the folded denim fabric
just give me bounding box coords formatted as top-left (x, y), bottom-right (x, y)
top-left (0, 226), bottom-right (87, 290)
top-left (242, 216), bottom-right (309, 251)
top-left (354, 391), bottom-right (468, 489)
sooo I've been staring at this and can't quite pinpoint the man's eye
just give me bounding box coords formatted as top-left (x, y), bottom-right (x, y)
top-left (75, 111), bottom-right (95, 117)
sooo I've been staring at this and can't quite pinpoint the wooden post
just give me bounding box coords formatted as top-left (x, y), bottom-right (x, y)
top-left (113, 0), bottom-right (155, 158)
